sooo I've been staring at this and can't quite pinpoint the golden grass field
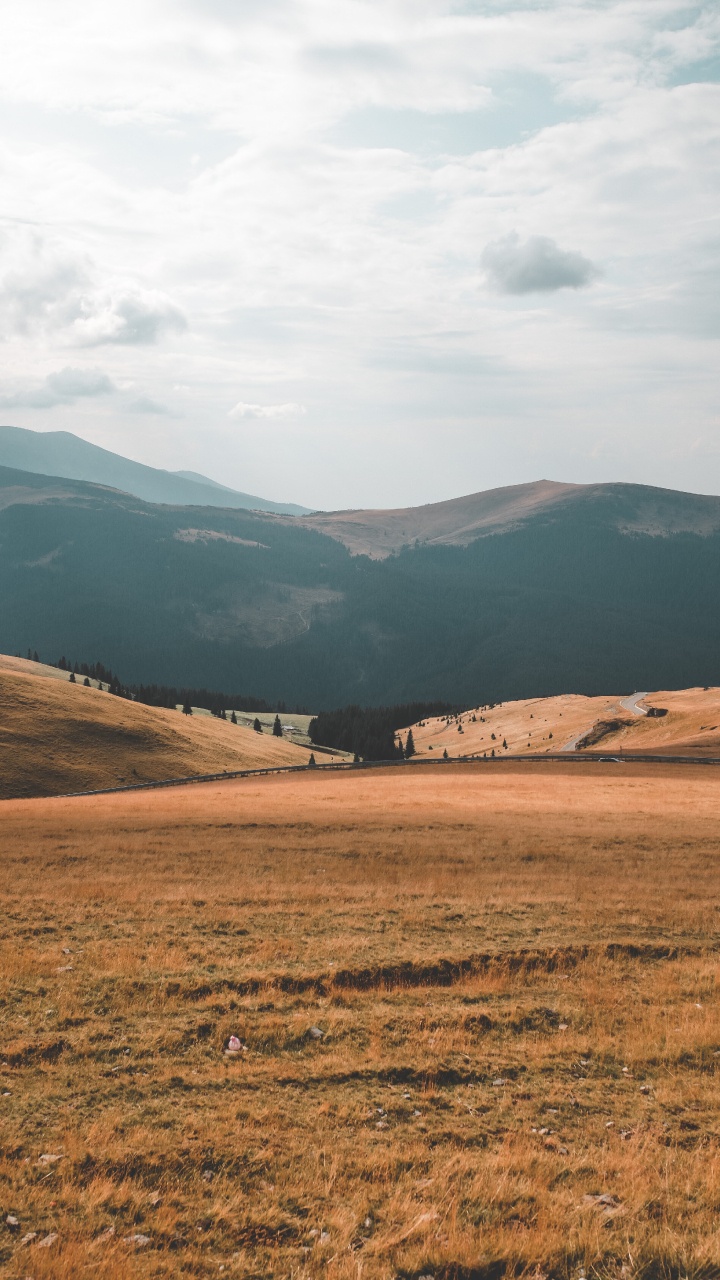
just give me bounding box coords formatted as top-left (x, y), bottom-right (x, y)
top-left (405, 687), bottom-right (720, 760)
top-left (1, 762), bottom-right (719, 1279)
top-left (0, 657), bottom-right (338, 800)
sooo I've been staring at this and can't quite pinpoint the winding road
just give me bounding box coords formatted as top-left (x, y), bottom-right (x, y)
top-left (561, 691), bottom-right (650, 752)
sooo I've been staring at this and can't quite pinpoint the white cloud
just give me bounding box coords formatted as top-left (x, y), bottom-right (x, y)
top-left (481, 232), bottom-right (600, 294)
top-left (228, 401), bottom-right (307, 420)
top-left (70, 290), bottom-right (187, 346)
top-left (0, 365), bottom-right (115, 408)
top-left (45, 366), bottom-right (115, 396)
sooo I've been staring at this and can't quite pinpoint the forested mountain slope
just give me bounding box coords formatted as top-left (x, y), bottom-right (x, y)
top-left (1, 465), bottom-right (719, 706)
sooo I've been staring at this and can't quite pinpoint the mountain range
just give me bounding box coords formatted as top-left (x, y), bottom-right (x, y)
top-left (1, 435), bottom-right (719, 707)
top-left (0, 425), bottom-right (310, 514)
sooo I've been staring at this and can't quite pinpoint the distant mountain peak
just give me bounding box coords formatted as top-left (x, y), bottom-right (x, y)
top-left (0, 425), bottom-right (310, 515)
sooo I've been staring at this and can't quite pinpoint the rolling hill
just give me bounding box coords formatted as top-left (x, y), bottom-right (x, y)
top-left (0, 654), bottom-right (322, 800)
top-left (0, 425), bottom-right (310, 514)
top-left (1, 464), bottom-right (720, 706)
top-left (400, 687), bottom-right (720, 760)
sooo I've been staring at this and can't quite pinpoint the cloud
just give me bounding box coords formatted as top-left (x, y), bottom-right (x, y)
top-left (481, 233), bottom-right (600, 294)
top-left (0, 366), bottom-right (116, 409)
top-left (304, 42), bottom-right (403, 72)
top-left (70, 290), bottom-right (188, 346)
top-left (0, 233), bottom-right (186, 346)
top-left (125, 394), bottom-right (173, 415)
top-left (228, 401), bottom-right (307, 420)
top-left (45, 366), bottom-right (115, 397)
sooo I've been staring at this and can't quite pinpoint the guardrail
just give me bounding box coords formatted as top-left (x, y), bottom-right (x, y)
top-left (61, 750), bottom-right (720, 798)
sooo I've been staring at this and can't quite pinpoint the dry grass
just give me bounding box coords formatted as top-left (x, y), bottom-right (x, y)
top-left (0, 662), bottom-right (322, 800)
top-left (1, 763), bottom-right (719, 1280)
top-left (407, 688), bottom-right (720, 760)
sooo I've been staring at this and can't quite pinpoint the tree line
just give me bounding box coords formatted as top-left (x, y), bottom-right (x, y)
top-left (308, 701), bottom-right (457, 761)
top-left (43, 654), bottom-right (307, 717)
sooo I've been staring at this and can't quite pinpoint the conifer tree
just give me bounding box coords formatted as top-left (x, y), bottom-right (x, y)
top-left (273, 714), bottom-right (283, 737)
top-left (308, 753), bottom-right (316, 767)
top-left (405, 729), bottom-right (416, 758)
top-left (182, 701), bottom-right (192, 715)
top-left (442, 747), bottom-right (449, 759)
top-left (69, 671), bottom-right (76, 684)
top-left (231, 711), bottom-right (237, 724)
top-left (253, 717), bottom-right (263, 733)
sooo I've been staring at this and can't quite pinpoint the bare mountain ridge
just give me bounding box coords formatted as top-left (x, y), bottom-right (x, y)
top-left (0, 425), bottom-right (309, 515)
top-left (301, 479), bottom-right (720, 557)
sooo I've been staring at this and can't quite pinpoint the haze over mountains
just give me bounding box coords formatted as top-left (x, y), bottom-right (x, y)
top-left (0, 426), bottom-right (310, 515)
top-left (2, 443), bottom-right (720, 708)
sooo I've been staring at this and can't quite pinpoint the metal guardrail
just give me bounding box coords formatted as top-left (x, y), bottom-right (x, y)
top-left (61, 750), bottom-right (720, 798)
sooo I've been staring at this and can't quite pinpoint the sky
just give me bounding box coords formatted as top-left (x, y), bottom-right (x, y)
top-left (0, 0), bottom-right (718, 510)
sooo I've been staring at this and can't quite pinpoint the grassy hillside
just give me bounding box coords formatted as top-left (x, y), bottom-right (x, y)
top-left (2, 465), bottom-right (720, 706)
top-left (402, 687), bottom-right (720, 759)
top-left (0, 658), bottom-right (320, 800)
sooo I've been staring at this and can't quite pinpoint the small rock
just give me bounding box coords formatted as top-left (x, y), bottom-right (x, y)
top-left (582, 1192), bottom-right (625, 1223)
top-left (37, 1233), bottom-right (58, 1248)
top-left (21, 1232), bottom-right (37, 1245)
top-left (639, 1085), bottom-right (651, 1095)
top-left (94, 1226), bottom-right (116, 1245)
top-left (225, 1035), bottom-right (246, 1054)
top-left (124, 1233), bottom-right (151, 1247)
top-left (6, 1215), bottom-right (19, 1229)
top-left (558, 1023), bottom-right (569, 1031)
top-left (38, 1153), bottom-right (63, 1166)
top-left (62, 947), bottom-right (72, 955)
top-left (56, 964), bottom-right (73, 973)
top-left (307, 1026), bottom-right (325, 1040)
top-left (605, 1121), bottom-right (614, 1127)
top-left (319, 1230), bottom-right (330, 1243)
top-left (202, 1169), bottom-right (214, 1181)
top-left (413, 1109), bottom-right (422, 1117)
top-left (2, 1091), bottom-right (10, 1097)
top-left (375, 1120), bottom-right (388, 1130)
top-left (492, 1078), bottom-right (507, 1086)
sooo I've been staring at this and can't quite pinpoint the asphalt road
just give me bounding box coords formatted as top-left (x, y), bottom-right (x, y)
top-left (619, 691), bottom-right (649, 716)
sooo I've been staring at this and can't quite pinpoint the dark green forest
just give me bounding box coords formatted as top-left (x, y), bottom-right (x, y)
top-left (2, 466), bottom-right (719, 707)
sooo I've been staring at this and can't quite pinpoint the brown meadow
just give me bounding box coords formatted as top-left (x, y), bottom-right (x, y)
top-left (0, 762), bottom-right (719, 1279)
